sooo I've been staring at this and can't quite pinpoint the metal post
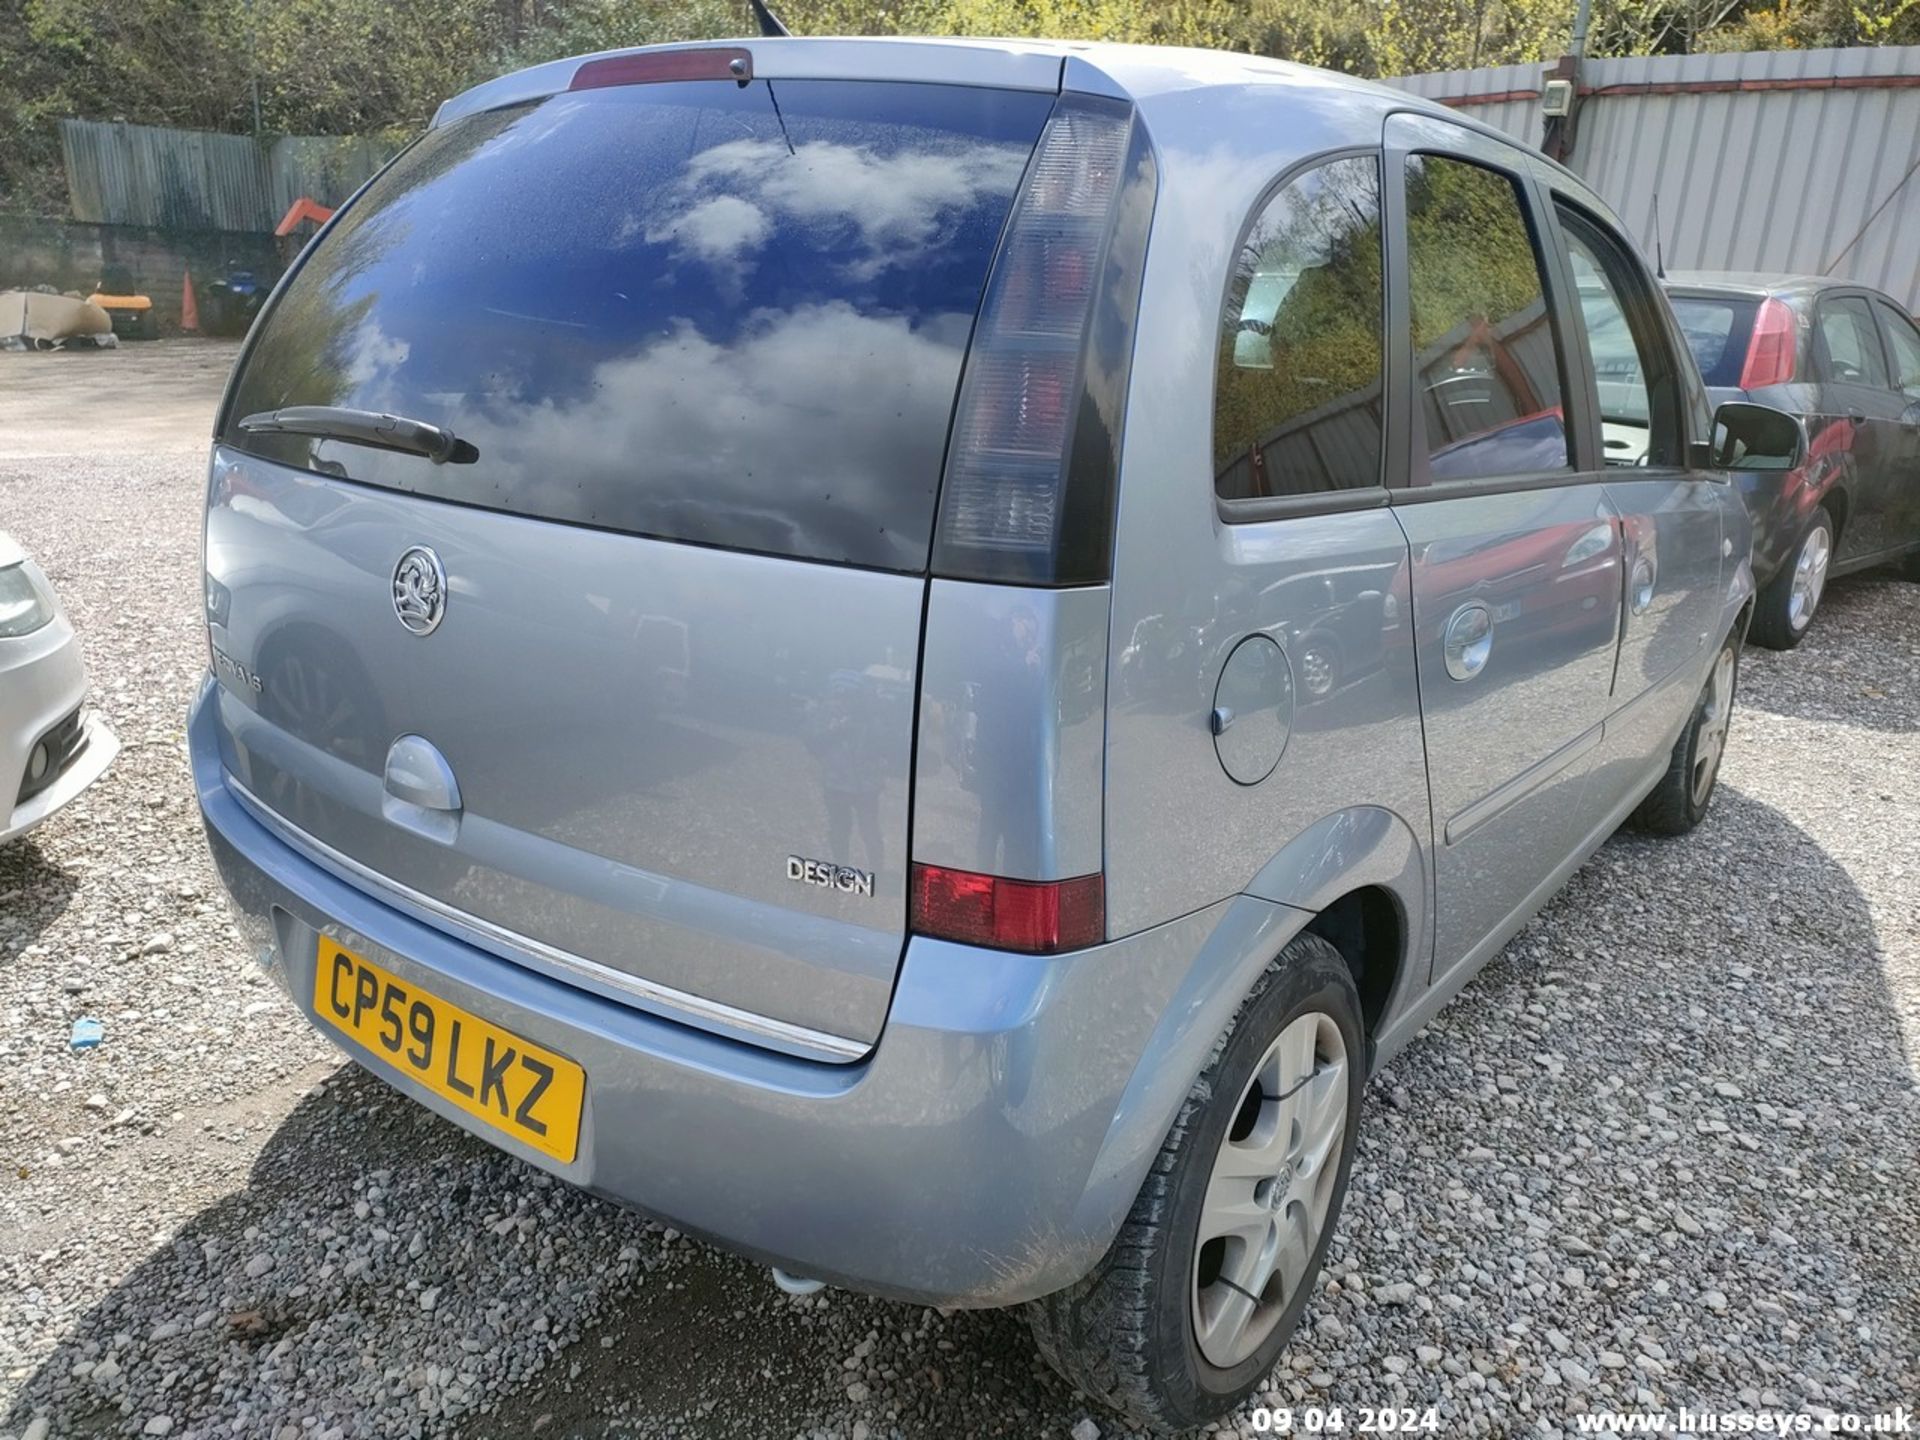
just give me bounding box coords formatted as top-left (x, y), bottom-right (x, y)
top-left (1570, 0), bottom-right (1594, 57)
top-left (247, 0), bottom-right (263, 139)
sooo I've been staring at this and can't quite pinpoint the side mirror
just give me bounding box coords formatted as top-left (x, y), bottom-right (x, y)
top-left (1702, 401), bottom-right (1807, 471)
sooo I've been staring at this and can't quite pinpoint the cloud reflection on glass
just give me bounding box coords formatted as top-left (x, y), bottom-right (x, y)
top-left (224, 79), bottom-right (1052, 572)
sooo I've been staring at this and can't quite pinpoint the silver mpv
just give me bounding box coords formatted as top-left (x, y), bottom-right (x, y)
top-left (193, 37), bottom-right (1796, 1429)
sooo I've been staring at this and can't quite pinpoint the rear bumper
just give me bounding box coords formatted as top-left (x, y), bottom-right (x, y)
top-left (189, 678), bottom-right (1300, 1306)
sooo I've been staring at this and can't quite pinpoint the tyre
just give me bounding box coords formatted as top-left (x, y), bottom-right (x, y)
top-left (1630, 631), bottom-right (1738, 836)
top-left (1027, 932), bottom-right (1365, 1433)
top-left (136, 309), bottom-right (159, 341)
top-left (1899, 546), bottom-right (1920, 583)
top-left (1749, 507), bottom-right (1832, 650)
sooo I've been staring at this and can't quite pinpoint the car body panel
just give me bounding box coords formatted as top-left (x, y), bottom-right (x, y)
top-left (1, 547), bottom-right (118, 845)
top-left (1100, 82), bottom-right (1431, 947)
top-left (913, 582), bottom-right (1108, 883)
top-left (194, 677), bottom-right (1308, 1306)
top-left (1394, 486), bottom-right (1621, 979)
top-left (193, 38), bottom-right (1755, 1309)
top-left (1602, 478), bottom-right (1724, 721)
top-left (204, 446), bottom-right (919, 1058)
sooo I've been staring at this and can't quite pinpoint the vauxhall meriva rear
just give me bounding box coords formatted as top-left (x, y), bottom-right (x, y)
top-left (197, 35), bottom-right (1758, 1432)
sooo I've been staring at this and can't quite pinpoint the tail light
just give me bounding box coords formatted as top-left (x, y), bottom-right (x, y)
top-left (1739, 297), bottom-right (1796, 390)
top-left (911, 864), bottom-right (1105, 954)
top-left (932, 95), bottom-right (1155, 586)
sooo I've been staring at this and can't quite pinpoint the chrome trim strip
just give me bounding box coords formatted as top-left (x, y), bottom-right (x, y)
top-left (225, 778), bottom-right (871, 1064)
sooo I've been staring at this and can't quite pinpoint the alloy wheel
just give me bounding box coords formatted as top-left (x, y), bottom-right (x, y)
top-left (1191, 1011), bottom-right (1348, 1369)
top-left (1297, 644), bottom-right (1336, 698)
top-left (1690, 646), bottom-right (1736, 808)
top-left (1788, 525), bottom-right (1831, 633)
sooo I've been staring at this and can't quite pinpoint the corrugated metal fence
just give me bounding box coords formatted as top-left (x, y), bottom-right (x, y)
top-left (1389, 46), bottom-right (1920, 311)
top-left (56, 47), bottom-right (1920, 303)
top-left (59, 119), bottom-right (398, 234)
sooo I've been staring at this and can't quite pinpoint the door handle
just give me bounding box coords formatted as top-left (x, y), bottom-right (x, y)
top-left (1850, 413), bottom-right (1868, 425)
top-left (1442, 602), bottom-right (1494, 681)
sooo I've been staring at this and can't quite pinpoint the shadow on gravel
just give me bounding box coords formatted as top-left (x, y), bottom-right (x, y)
top-left (1739, 569), bottom-right (1919, 734)
top-left (0, 835), bottom-right (80, 953)
top-left (8, 787), bottom-right (1914, 1438)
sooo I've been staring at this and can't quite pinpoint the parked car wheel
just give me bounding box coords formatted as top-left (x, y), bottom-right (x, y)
top-left (1027, 932), bottom-right (1364, 1432)
top-left (1294, 634), bottom-right (1341, 699)
top-left (1749, 507), bottom-right (1833, 650)
top-left (1630, 632), bottom-right (1739, 836)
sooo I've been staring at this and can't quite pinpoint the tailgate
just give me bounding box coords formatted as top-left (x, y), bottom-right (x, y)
top-left (207, 450), bottom-right (919, 1054)
top-left (203, 71), bottom-right (1054, 1057)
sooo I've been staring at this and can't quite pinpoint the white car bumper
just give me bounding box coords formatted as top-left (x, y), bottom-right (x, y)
top-left (3, 710), bottom-right (119, 844)
top-left (1, 608), bottom-right (119, 844)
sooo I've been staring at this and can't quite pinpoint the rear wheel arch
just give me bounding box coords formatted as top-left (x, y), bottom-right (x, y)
top-left (1824, 484), bottom-right (1851, 549)
top-left (1303, 884), bottom-right (1405, 1051)
top-left (1068, 816), bottom-right (1425, 1279)
top-left (1031, 929), bottom-right (1367, 1430)
top-left (1244, 805), bottom-right (1425, 1062)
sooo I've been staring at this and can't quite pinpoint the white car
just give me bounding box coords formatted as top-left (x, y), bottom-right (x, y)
top-left (1, 531), bottom-right (117, 844)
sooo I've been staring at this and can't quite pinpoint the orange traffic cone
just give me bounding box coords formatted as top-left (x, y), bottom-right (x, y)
top-left (181, 269), bottom-right (199, 332)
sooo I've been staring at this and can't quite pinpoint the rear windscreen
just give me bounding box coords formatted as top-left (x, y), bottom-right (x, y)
top-left (1668, 295), bottom-right (1758, 388)
top-left (221, 79), bottom-right (1051, 571)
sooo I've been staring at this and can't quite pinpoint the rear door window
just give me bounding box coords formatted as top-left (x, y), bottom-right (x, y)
top-left (1213, 155), bottom-right (1386, 503)
top-left (1556, 204), bottom-right (1684, 468)
top-left (1874, 301), bottom-right (1920, 400)
top-left (221, 79), bottom-right (1053, 572)
top-left (1404, 155), bottom-right (1570, 483)
top-left (1814, 295), bottom-right (1891, 389)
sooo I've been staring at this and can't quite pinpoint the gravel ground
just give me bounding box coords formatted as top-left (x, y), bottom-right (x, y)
top-left (2, 343), bottom-right (1916, 1439)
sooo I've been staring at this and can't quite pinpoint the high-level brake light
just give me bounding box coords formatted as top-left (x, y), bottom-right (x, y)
top-left (569, 48), bottom-right (753, 90)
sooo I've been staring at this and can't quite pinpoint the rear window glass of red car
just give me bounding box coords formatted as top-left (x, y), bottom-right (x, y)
top-left (1668, 295), bottom-right (1758, 389)
top-left (220, 79), bottom-right (1052, 572)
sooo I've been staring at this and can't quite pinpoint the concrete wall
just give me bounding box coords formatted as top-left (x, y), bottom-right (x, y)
top-left (0, 214), bottom-right (279, 333)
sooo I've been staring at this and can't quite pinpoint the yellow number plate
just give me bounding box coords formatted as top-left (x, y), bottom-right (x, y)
top-left (313, 936), bottom-right (585, 1163)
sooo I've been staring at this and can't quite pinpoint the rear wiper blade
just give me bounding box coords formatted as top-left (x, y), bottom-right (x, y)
top-left (237, 405), bottom-right (478, 465)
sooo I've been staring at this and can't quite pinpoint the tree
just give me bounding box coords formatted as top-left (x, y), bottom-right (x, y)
top-left (5, 0), bottom-right (1919, 219)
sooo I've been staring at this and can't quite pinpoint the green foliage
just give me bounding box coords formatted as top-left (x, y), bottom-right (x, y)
top-left (1404, 155), bottom-right (1545, 355)
top-left (0, 0), bottom-right (522, 212)
top-left (1682, 0), bottom-right (1920, 47)
top-left (1365, 0), bottom-right (1573, 74)
top-left (490, 0), bottom-right (741, 73)
top-left (1213, 157), bottom-right (1385, 485)
top-left (4, 0), bottom-right (1918, 217)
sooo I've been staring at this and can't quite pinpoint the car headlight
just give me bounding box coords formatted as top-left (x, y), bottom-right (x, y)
top-left (0, 563), bottom-right (55, 638)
